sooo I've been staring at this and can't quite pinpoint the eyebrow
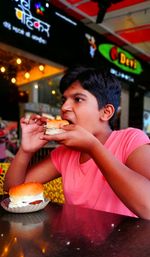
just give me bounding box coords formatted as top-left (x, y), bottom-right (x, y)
top-left (63, 92), bottom-right (87, 99)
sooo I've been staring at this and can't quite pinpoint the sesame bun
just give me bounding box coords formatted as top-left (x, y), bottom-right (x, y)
top-left (45, 119), bottom-right (69, 135)
top-left (9, 182), bottom-right (44, 208)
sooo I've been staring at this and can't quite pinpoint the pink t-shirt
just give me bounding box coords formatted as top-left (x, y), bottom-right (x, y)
top-left (51, 128), bottom-right (150, 217)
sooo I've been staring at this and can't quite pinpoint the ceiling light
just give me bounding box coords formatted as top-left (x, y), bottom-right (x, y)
top-left (0, 66), bottom-right (6, 73)
top-left (24, 72), bottom-right (30, 79)
top-left (39, 64), bottom-right (45, 72)
top-left (11, 77), bottom-right (16, 84)
top-left (16, 58), bottom-right (22, 64)
top-left (34, 84), bottom-right (38, 89)
top-left (52, 90), bottom-right (56, 95)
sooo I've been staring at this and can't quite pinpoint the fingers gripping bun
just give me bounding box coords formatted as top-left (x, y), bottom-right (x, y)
top-left (45, 119), bottom-right (69, 135)
top-left (9, 182), bottom-right (44, 208)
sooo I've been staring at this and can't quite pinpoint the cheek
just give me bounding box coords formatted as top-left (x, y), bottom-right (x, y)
top-left (80, 120), bottom-right (99, 133)
top-left (77, 110), bottom-right (100, 131)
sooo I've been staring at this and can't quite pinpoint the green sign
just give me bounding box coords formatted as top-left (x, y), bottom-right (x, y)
top-left (98, 44), bottom-right (142, 74)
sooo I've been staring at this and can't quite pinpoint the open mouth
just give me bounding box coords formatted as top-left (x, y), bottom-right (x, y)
top-left (61, 116), bottom-right (73, 124)
top-left (65, 119), bottom-right (73, 125)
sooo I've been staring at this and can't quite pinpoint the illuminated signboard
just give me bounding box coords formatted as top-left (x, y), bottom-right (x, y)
top-left (0, 0), bottom-right (81, 66)
top-left (98, 44), bottom-right (143, 75)
top-left (14, 0), bottom-right (50, 42)
top-left (2, 0), bottom-right (51, 45)
top-left (0, 1), bottom-right (149, 88)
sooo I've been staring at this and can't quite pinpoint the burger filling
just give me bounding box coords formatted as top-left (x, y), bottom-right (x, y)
top-left (9, 192), bottom-right (44, 208)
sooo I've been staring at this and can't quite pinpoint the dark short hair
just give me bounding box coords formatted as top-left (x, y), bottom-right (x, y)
top-left (59, 66), bottom-right (121, 128)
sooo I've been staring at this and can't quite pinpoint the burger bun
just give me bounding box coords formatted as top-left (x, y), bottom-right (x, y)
top-left (45, 119), bottom-right (69, 135)
top-left (9, 182), bottom-right (44, 208)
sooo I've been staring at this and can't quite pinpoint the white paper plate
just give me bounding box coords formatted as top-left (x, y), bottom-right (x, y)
top-left (1, 198), bottom-right (50, 213)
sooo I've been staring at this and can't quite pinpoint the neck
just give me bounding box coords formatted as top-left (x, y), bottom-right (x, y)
top-left (95, 126), bottom-right (113, 145)
top-left (80, 126), bottom-right (113, 164)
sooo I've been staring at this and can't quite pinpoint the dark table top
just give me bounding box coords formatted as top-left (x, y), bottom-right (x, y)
top-left (0, 196), bottom-right (150, 257)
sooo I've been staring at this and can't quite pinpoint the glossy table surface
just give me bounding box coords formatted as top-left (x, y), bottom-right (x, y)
top-left (0, 196), bottom-right (150, 257)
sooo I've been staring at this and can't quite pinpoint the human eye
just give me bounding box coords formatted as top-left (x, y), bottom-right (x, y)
top-left (74, 96), bottom-right (83, 102)
top-left (74, 94), bottom-right (86, 103)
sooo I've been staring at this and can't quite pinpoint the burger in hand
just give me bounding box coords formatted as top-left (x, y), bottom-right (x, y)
top-left (45, 119), bottom-right (69, 135)
top-left (9, 182), bottom-right (45, 208)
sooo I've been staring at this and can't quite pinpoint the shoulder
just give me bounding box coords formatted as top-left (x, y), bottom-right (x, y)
top-left (116, 128), bottom-right (149, 159)
top-left (107, 128), bottom-right (150, 162)
top-left (113, 127), bottom-right (150, 141)
top-left (113, 128), bottom-right (150, 148)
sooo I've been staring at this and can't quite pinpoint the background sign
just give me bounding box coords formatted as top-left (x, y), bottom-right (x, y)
top-left (0, 0), bottom-right (149, 88)
top-left (98, 44), bottom-right (143, 75)
top-left (0, 0), bottom-right (82, 65)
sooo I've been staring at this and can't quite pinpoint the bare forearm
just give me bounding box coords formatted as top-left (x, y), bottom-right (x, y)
top-left (4, 146), bottom-right (33, 192)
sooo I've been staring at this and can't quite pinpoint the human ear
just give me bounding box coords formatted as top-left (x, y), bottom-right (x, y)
top-left (100, 104), bottom-right (115, 121)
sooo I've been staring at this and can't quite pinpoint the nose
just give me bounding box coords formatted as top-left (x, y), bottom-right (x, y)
top-left (61, 99), bottom-right (72, 112)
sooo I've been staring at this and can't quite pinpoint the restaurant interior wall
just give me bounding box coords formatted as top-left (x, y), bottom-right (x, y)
top-left (143, 93), bottom-right (150, 137)
top-left (120, 85), bottom-right (129, 129)
top-left (19, 72), bottom-right (64, 116)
